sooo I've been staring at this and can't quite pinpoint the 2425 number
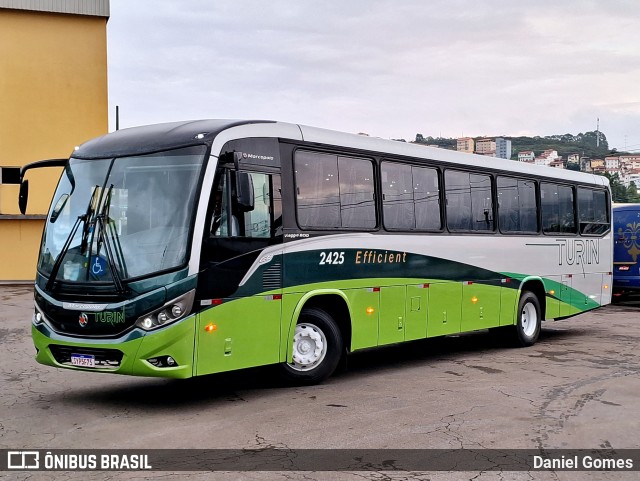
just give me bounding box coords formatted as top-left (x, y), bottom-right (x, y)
top-left (319, 251), bottom-right (345, 265)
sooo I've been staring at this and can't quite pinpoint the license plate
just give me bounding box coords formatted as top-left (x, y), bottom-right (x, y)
top-left (71, 354), bottom-right (95, 367)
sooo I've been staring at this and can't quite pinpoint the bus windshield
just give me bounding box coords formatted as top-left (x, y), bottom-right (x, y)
top-left (38, 146), bottom-right (206, 284)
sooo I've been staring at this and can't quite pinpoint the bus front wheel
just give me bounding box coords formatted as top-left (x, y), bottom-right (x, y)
top-left (513, 291), bottom-right (541, 347)
top-left (280, 308), bottom-right (343, 385)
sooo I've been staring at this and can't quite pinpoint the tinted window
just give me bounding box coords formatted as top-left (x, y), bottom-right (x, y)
top-left (578, 188), bottom-right (610, 235)
top-left (497, 177), bottom-right (538, 233)
top-left (338, 156), bottom-right (376, 228)
top-left (413, 166), bottom-right (441, 230)
top-left (446, 170), bottom-right (494, 232)
top-left (541, 183), bottom-right (576, 234)
top-left (211, 171), bottom-right (281, 239)
top-left (295, 151), bottom-right (375, 229)
top-left (382, 163), bottom-right (441, 230)
top-left (295, 151), bottom-right (340, 228)
top-left (382, 163), bottom-right (414, 229)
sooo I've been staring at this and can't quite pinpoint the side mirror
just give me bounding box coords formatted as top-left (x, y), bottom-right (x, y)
top-left (235, 172), bottom-right (254, 212)
top-left (18, 180), bottom-right (29, 215)
top-left (17, 158), bottom-right (68, 215)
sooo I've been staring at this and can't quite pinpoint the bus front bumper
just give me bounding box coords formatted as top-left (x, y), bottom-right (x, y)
top-left (32, 315), bottom-right (196, 379)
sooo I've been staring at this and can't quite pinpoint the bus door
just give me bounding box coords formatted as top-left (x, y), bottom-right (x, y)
top-left (196, 169), bottom-right (283, 375)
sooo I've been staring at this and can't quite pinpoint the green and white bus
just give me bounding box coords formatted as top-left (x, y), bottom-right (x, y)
top-left (20, 120), bottom-right (612, 384)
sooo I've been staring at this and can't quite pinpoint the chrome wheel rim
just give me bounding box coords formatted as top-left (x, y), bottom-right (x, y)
top-left (521, 302), bottom-right (538, 338)
top-left (288, 323), bottom-right (327, 372)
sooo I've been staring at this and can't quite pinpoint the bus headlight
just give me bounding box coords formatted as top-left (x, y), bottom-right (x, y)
top-left (135, 289), bottom-right (195, 331)
top-left (34, 303), bottom-right (47, 325)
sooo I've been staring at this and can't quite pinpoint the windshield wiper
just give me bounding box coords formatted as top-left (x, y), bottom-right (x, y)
top-left (96, 185), bottom-right (130, 294)
top-left (46, 185), bottom-right (99, 291)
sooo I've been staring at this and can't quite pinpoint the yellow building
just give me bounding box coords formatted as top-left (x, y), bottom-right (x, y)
top-left (0, 0), bottom-right (109, 282)
top-left (456, 137), bottom-right (474, 154)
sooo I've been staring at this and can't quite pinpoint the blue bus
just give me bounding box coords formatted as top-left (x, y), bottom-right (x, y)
top-left (613, 203), bottom-right (640, 299)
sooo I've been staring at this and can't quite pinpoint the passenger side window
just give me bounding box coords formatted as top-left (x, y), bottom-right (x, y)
top-left (382, 162), bottom-right (441, 230)
top-left (445, 170), bottom-right (494, 232)
top-left (541, 183), bottom-right (576, 234)
top-left (295, 151), bottom-right (375, 229)
top-left (578, 188), bottom-right (609, 235)
top-left (497, 177), bottom-right (538, 233)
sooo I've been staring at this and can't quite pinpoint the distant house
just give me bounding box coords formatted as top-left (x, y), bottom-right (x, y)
top-left (620, 155), bottom-right (640, 170)
top-left (517, 151), bottom-right (535, 162)
top-left (541, 149), bottom-right (559, 161)
top-left (623, 171), bottom-right (640, 188)
top-left (475, 138), bottom-right (496, 155)
top-left (457, 137), bottom-right (474, 153)
top-left (534, 150), bottom-right (558, 167)
top-left (590, 159), bottom-right (605, 170)
top-left (549, 159), bottom-right (565, 169)
top-left (605, 156), bottom-right (620, 172)
top-left (535, 156), bottom-right (552, 166)
top-left (567, 153), bottom-right (580, 165)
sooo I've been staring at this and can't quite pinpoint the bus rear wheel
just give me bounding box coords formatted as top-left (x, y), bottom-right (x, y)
top-left (280, 308), bottom-right (343, 385)
top-left (513, 291), bottom-right (541, 347)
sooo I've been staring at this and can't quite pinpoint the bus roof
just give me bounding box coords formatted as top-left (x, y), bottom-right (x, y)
top-left (73, 119), bottom-right (273, 159)
top-left (73, 119), bottom-right (608, 187)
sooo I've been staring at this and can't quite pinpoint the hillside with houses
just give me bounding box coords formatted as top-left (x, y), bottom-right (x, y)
top-left (412, 131), bottom-right (640, 199)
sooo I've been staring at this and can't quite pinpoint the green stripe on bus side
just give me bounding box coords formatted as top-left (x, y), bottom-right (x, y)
top-left (501, 271), bottom-right (602, 312)
top-left (202, 273), bottom-right (596, 372)
top-left (196, 269), bottom-right (596, 376)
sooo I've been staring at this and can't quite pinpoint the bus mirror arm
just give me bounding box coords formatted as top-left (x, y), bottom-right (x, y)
top-left (233, 152), bottom-right (242, 170)
top-left (18, 158), bottom-right (68, 214)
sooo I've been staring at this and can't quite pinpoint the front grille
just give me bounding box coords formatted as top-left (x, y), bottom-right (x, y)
top-left (49, 344), bottom-right (123, 368)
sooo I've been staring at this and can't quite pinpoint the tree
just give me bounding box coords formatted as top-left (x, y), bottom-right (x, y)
top-left (603, 173), bottom-right (628, 203)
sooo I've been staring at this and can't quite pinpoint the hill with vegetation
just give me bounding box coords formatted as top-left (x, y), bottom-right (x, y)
top-left (413, 130), bottom-right (640, 202)
top-left (413, 130), bottom-right (618, 159)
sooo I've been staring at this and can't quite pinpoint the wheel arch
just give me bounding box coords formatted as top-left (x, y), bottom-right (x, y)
top-left (517, 277), bottom-right (547, 320)
top-left (285, 290), bottom-right (352, 362)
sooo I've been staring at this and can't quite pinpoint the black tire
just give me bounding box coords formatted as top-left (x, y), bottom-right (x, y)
top-left (611, 291), bottom-right (626, 304)
top-left (279, 308), bottom-right (343, 385)
top-left (512, 291), bottom-right (542, 347)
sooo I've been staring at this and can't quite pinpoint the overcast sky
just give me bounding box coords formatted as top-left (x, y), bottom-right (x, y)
top-left (107, 0), bottom-right (640, 152)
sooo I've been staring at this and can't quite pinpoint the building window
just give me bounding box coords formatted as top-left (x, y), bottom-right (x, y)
top-left (0, 167), bottom-right (20, 184)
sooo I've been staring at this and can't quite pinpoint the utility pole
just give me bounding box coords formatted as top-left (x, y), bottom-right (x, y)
top-left (596, 117), bottom-right (600, 148)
